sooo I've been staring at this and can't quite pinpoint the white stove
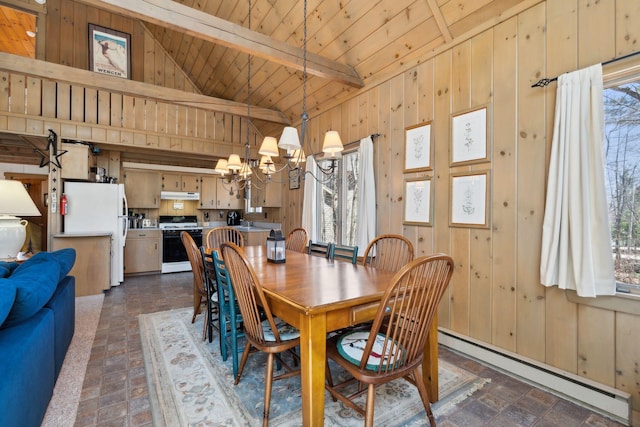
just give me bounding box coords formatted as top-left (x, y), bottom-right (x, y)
top-left (159, 216), bottom-right (202, 273)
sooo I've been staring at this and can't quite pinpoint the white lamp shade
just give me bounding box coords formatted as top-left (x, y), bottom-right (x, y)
top-left (278, 126), bottom-right (302, 151)
top-left (322, 130), bottom-right (344, 153)
top-left (259, 156), bottom-right (276, 173)
top-left (259, 136), bottom-right (280, 157)
top-left (214, 159), bottom-right (229, 175)
top-left (227, 154), bottom-right (242, 171)
top-left (0, 180), bottom-right (41, 216)
top-left (289, 148), bottom-right (306, 165)
top-left (239, 162), bottom-right (252, 178)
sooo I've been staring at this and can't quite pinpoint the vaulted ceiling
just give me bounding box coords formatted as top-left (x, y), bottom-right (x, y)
top-left (0, 0), bottom-right (537, 165)
top-left (76, 0), bottom-right (535, 137)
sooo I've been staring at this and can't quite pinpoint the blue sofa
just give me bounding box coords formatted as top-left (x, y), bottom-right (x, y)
top-left (0, 249), bottom-right (76, 427)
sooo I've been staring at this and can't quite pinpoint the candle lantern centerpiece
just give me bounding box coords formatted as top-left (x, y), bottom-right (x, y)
top-left (266, 229), bottom-right (286, 263)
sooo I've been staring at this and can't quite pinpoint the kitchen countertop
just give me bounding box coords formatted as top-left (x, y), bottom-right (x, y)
top-left (53, 232), bottom-right (113, 237)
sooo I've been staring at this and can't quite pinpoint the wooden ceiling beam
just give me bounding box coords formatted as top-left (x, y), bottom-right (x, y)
top-left (425, 0), bottom-right (453, 43)
top-left (75, 0), bottom-right (364, 88)
top-left (0, 53), bottom-right (290, 124)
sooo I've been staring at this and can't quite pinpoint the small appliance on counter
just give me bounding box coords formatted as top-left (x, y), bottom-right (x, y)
top-left (227, 210), bottom-right (241, 226)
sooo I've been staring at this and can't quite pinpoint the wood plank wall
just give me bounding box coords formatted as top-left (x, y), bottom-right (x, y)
top-left (2, 0), bottom-right (639, 421)
top-left (281, 0), bottom-right (640, 422)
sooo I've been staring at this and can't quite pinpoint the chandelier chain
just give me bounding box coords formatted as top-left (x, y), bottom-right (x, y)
top-left (302, 0), bottom-right (307, 116)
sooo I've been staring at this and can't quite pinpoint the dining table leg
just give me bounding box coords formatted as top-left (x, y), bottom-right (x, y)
top-left (423, 319), bottom-right (439, 402)
top-left (298, 312), bottom-right (327, 426)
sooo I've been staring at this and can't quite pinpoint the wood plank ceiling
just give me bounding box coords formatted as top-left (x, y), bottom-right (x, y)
top-left (140, 0), bottom-right (532, 138)
top-left (0, 0), bottom-right (535, 166)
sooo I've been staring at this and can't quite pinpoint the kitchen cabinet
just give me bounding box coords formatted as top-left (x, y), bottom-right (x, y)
top-left (199, 176), bottom-right (217, 209)
top-left (123, 169), bottom-right (161, 208)
top-left (124, 229), bottom-right (161, 274)
top-left (162, 173), bottom-right (200, 192)
top-left (60, 144), bottom-right (90, 180)
top-left (217, 179), bottom-right (244, 209)
top-left (251, 171), bottom-right (282, 207)
top-left (240, 230), bottom-right (271, 246)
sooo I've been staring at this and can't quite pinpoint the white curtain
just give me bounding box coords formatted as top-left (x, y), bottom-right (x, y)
top-left (301, 155), bottom-right (319, 242)
top-left (356, 136), bottom-right (376, 256)
top-left (540, 64), bottom-right (615, 297)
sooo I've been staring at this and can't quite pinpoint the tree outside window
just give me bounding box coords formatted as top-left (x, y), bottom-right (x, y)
top-left (604, 79), bottom-right (640, 294)
top-left (317, 151), bottom-right (360, 246)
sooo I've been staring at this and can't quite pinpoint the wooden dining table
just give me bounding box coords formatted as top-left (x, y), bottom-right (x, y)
top-left (241, 246), bottom-right (440, 426)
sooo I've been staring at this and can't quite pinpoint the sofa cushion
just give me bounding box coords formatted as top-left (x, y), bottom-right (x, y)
top-left (15, 249), bottom-right (75, 281)
top-left (0, 281), bottom-right (16, 326)
top-left (0, 255), bottom-right (60, 328)
top-left (0, 261), bottom-right (19, 278)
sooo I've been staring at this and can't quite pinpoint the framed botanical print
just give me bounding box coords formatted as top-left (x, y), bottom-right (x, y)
top-left (89, 24), bottom-right (131, 79)
top-left (403, 177), bottom-right (432, 226)
top-left (451, 105), bottom-right (489, 165)
top-left (450, 171), bottom-right (490, 228)
top-left (404, 122), bottom-right (432, 172)
top-left (289, 168), bottom-right (301, 190)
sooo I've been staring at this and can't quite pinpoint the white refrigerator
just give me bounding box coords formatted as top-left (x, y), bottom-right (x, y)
top-left (63, 182), bottom-right (128, 287)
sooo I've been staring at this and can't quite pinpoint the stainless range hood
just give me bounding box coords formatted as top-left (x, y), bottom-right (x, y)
top-left (160, 191), bottom-right (200, 200)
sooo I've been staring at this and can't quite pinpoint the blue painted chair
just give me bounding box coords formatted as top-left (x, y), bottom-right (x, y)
top-left (212, 250), bottom-right (245, 380)
top-left (329, 243), bottom-right (358, 264)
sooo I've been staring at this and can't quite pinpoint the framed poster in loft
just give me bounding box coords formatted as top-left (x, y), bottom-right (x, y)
top-left (88, 24), bottom-right (131, 79)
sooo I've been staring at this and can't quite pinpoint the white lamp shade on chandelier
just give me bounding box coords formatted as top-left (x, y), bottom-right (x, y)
top-left (259, 136), bottom-right (280, 157)
top-left (227, 154), bottom-right (243, 171)
top-left (214, 158), bottom-right (229, 175)
top-left (322, 130), bottom-right (344, 153)
top-left (0, 180), bottom-right (41, 259)
top-left (278, 126), bottom-right (302, 151)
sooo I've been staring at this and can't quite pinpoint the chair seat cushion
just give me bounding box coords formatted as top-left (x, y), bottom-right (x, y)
top-left (261, 318), bottom-right (300, 342)
top-left (336, 330), bottom-right (404, 371)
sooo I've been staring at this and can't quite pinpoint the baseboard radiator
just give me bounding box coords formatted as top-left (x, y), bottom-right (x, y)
top-left (438, 328), bottom-right (630, 425)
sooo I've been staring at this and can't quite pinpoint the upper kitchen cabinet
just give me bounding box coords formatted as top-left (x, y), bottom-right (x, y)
top-left (199, 176), bottom-right (217, 209)
top-left (123, 169), bottom-right (161, 208)
top-left (162, 173), bottom-right (199, 192)
top-left (216, 179), bottom-right (244, 209)
top-left (60, 144), bottom-right (90, 180)
top-left (251, 171), bottom-right (282, 207)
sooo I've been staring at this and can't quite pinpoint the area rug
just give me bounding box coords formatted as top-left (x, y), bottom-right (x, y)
top-left (140, 307), bottom-right (489, 427)
top-left (42, 293), bottom-right (104, 427)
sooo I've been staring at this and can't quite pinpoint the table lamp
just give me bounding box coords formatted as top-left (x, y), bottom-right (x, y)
top-left (0, 180), bottom-right (41, 259)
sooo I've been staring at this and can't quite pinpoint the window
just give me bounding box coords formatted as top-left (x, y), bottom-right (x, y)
top-left (604, 72), bottom-right (640, 296)
top-left (316, 150), bottom-right (360, 245)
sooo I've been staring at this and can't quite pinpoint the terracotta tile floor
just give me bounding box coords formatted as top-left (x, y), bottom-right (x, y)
top-left (73, 272), bottom-right (625, 426)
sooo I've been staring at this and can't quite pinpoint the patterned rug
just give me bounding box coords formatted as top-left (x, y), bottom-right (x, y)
top-left (140, 308), bottom-right (489, 427)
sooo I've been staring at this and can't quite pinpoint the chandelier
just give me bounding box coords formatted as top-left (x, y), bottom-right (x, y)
top-left (214, 0), bottom-right (344, 188)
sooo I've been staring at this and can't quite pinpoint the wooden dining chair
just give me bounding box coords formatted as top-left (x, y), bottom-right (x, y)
top-left (200, 247), bottom-right (220, 344)
top-left (211, 249), bottom-right (246, 380)
top-left (285, 227), bottom-right (308, 253)
top-left (220, 242), bottom-right (301, 426)
top-left (330, 243), bottom-right (359, 264)
top-left (325, 254), bottom-right (454, 427)
top-left (362, 234), bottom-right (415, 272)
top-left (206, 226), bottom-right (244, 252)
top-left (308, 240), bottom-right (332, 258)
top-left (180, 231), bottom-right (210, 340)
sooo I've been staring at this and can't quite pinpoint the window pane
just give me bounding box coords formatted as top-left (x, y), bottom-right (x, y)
top-left (604, 80), bottom-right (640, 294)
top-left (318, 161), bottom-right (339, 243)
top-left (342, 152), bottom-right (359, 246)
top-left (316, 151), bottom-right (360, 245)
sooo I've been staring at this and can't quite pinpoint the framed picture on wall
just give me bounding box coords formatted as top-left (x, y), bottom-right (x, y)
top-left (450, 171), bottom-right (490, 228)
top-left (404, 122), bottom-right (432, 172)
top-left (289, 168), bottom-right (301, 190)
top-left (88, 24), bottom-right (131, 79)
top-left (403, 177), bottom-right (432, 226)
top-left (451, 105), bottom-right (489, 165)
